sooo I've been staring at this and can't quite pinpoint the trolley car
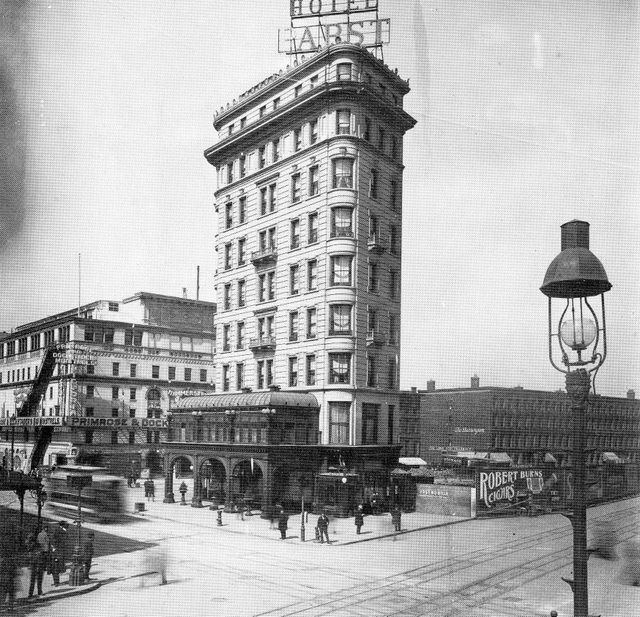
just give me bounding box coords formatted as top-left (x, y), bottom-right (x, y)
top-left (43, 465), bottom-right (126, 523)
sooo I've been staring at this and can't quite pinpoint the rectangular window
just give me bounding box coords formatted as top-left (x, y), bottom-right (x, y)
top-left (368, 262), bottom-right (379, 293)
top-left (223, 283), bottom-right (232, 311)
top-left (289, 311), bottom-right (298, 341)
top-left (239, 196), bottom-right (247, 223)
top-left (268, 183), bottom-right (277, 212)
top-left (237, 322), bottom-right (245, 349)
top-left (240, 116), bottom-right (247, 128)
top-left (362, 403), bottom-right (380, 444)
top-left (228, 123), bottom-right (234, 135)
top-left (111, 431), bottom-right (118, 445)
top-left (389, 269), bottom-right (399, 298)
top-left (390, 225), bottom-right (399, 255)
top-left (293, 128), bottom-right (302, 151)
top-left (290, 218), bottom-right (300, 249)
top-left (258, 273), bottom-right (267, 302)
top-left (130, 387), bottom-right (137, 401)
top-left (86, 364), bottom-right (94, 375)
top-left (306, 259), bottom-right (318, 291)
top-left (222, 324), bottom-right (231, 351)
top-left (30, 333), bottom-right (41, 351)
top-left (273, 97), bottom-right (280, 110)
top-left (290, 264), bottom-right (300, 295)
top-left (224, 243), bottom-right (232, 270)
top-left (168, 366), bottom-right (176, 381)
top-left (272, 138), bottom-right (280, 162)
top-left (266, 358), bottom-right (274, 386)
top-left (306, 307), bottom-right (317, 339)
top-left (85, 407), bottom-right (94, 417)
top-left (389, 313), bottom-right (399, 345)
top-left (227, 162), bottom-right (235, 184)
top-left (152, 365), bottom-right (160, 379)
top-left (184, 367), bottom-right (192, 382)
top-left (332, 158), bottom-right (353, 188)
top-left (287, 356), bottom-right (298, 387)
top-left (364, 117), bottom-right (371, 141)
top-left (336, 109), bottom-right (351, 135)
top-left (225, 202), bottom-right (233, 229)
top-left (238, 279), bottom-right (246, 307)
top-left (329, 401), bottom-right (350, 444)
top-left (268, 270), bottom-right (276, 300)
top-left (308, 165), bottom-right (319, 196)
top-left (367, 354), bottom-right (377, 387)
top-left (258, 145), bottom-right (266, 169)
top-left (369, 214), bottom-right (378, 240)
top-left (329, 352), bottom-right (351, 384)
top-left (236, 363), bottom-right (244, 390)
top-left (308, 212), bottom-right (318, 244)
top-left (330, 255), bottom-right (353, 286)
top-left (330, 304), bottom-right (352, 335)
top-left (222, 365), bottom-right (230, 391)
top-left (388, 356), bottom-right (397, 388)
top-left (309, 118), bottom-right (319, 144)
top-left (112, 406), bottom-right (119, 417)
top-left (238, 238), bottom-right (246, 265)
top-left (257, 360), bottom-right (265, 389)
top-left (260, 186), bottom-right (268, 216)
top-left (306, 354), bottom-right (316, 386)
top-left (336, 63), bottom-right (352, 80)
top-left (18, 337), bottom-right (27, 354)
top-left (124, 328), bottom-right (142, 346)
top-left (112, 362), bottom-right (119, 377)
top-left (86, 385), bottom-right (94, 399)
top-left (130, 364), bottom-right (137, 378)
top-left (369, 169), bottom-right (378, 198)
top-left (259, 105), bottom-right (266, 118)
top-left (294, 84), bottom-right (302, 98)
top-left (310, 74), bottom-right (318, 88)
top-left (291, 173), bottom-right (301, 203)
top-left (198, 369), bottom-right (207, 383)
top-left (239, 155), bottom-right (246, 178)
top-left (112, 386), bottom-right (119, 400)
top-left (331, 207), bottom-right (352, 237)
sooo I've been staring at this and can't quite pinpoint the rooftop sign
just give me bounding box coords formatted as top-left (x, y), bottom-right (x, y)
top-left (291, 0), bottom-right (378, 18)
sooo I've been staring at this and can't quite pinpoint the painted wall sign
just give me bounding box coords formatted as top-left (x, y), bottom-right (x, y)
top-left (0, 416), bottom-right (65, 427)
top-left (67, 417), bottom-right (168, 429)
top-left (476, 468), bottom-right (557, 511)
top-left (291, 0), bottom-right (378, 19)
top-left (279, 19), bottom-right (390, 54)
top-left (454, 427), bottom-right (486, 434)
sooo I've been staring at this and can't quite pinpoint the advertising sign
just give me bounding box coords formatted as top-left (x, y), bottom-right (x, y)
top-left (476, 468), bottom-right (560, 513)
top-left (415, 484), bottom-right (475, 518)
top-left (67, 416), bottom-right (168, 429)
top-left (291, 0), bottom-right (378, 19)
top-left (0, 416), bottom-right (65, 427)
top-left (279, 18), bottom-right (389, 54)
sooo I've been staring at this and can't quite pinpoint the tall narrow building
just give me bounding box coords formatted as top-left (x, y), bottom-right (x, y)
top-left (205, 43), bottom-right (415, 443)
top-left (163, 42), bottom-right (416, 514)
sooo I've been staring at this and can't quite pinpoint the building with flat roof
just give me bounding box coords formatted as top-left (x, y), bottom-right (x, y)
top-left (163, 40), bottom-right (416, 515)
top-left (0, 292), bottom-right (216, 475)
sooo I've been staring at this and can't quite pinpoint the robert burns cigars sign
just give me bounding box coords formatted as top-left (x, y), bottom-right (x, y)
top-left (477, 468), bottom-right (548, 510)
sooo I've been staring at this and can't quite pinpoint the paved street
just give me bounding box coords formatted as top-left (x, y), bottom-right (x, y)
top-left (2, 488), bottom-right (639, 617)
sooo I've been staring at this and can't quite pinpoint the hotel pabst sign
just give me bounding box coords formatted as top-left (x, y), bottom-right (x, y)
top-left (477, 469), bottom-right (545, 510)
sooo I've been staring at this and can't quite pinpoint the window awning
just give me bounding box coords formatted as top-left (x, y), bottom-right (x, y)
top-left (544, 453), bottom-right (558, 464)
top-left (398, 457), bottom-right (428, 466)
top-left (488, 452), bottom-right (512, 464)
top-left (601, 452), bottom-right (621, 463)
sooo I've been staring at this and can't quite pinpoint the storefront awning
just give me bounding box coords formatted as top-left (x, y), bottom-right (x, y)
top-left (398, 457), bottom-right (428, 466)
top-left (488, 452), bottom-right (512, 464)
top-left (174, 391), bottom-right (319, 411)
top-left (602, 452), bottom-right (622, 463)
top-left (544, 453), bottom-right (557, 464)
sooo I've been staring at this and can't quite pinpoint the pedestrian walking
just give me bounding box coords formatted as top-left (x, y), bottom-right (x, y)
top-left (27, 530), bottom-right (46, 598)
top-left (49, 521), bottom-right (68, 586)
top-left (391, 505), bottom-right (402, 532)
top-left (148, 479), bottom-right (155, 502)
top-left (317, 511), bottom-right (330, 544)
top-left (144, 479), bottom-right (154, 501)
top-left (278, 509), bottom-right (288, 540)
top-left (82, 531), bottom-right (95, 580)
top-left (354, 505), bottom-right (364, 535)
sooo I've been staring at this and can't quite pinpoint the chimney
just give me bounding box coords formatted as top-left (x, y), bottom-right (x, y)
top-left (426, 379), bottom-right (436, 392)
top-left (628, 389), bottom-right (636, 400)
top-left (410, 386), bottom-right (417, 393)
top-left (561, 220), bottom-right (590, 251)
top-left (471, 374), bottom-right (480, 389)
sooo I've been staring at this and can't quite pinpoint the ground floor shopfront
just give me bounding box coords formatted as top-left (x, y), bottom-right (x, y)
top-left (160, 443), bottom-right (401, 517)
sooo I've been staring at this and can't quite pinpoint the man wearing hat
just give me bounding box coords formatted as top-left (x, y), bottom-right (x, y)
top-left (49, 521), bottom-right (68, 586)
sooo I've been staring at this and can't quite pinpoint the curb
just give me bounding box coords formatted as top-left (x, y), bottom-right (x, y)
top-left (15, 581), bottom-right (101, 607)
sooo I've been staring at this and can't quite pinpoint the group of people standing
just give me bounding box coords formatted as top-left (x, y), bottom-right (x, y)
top-left (0, 520), bottom-right (95, 607)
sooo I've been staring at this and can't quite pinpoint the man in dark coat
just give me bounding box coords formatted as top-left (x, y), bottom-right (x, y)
top-left (82, 531), bottom-right (95, 580)
top-left (27, 530), bottom-right (46, 598)
top-left (278, 509), bottom-right (288, 540)
top-left (391, 505), bottom-right (402, 532)
top-left (354, 506), bottom-right (364, 535)
top-left (317, 511), bottom-right (330, 544)
top-left (49, 521), bottom-right (68, 585)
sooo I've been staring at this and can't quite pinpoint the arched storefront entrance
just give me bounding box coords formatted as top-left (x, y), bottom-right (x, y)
top-left (230, 460), bottom-right (263, 508)
top-left (200, 458), bottom-right (226, 505)
top-left (163, 455), bottom-right (194, 503)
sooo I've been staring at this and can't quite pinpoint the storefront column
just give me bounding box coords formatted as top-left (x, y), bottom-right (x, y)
top-left (191, 454), bottom-right (204, 508)
top-left (163, 456), bottom-right (174, 503)
top-left (260, 461), bottom-right (273, 519)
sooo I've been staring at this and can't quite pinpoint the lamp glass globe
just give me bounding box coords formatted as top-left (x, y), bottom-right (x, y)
top-left (560, 317), bottom-right (596, 351)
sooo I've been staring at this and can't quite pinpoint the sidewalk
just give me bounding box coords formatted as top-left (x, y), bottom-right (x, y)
top-left (124, 484), bottom-right (472, 545)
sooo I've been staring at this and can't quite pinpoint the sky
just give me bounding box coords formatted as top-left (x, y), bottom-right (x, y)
top-left (0, 0), bottom-right (638, 396)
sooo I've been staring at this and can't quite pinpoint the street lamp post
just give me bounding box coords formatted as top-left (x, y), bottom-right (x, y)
top-left (541, 220), bottom-right (611, 617)
top-left (66, 472), bottom-right (92, 586)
